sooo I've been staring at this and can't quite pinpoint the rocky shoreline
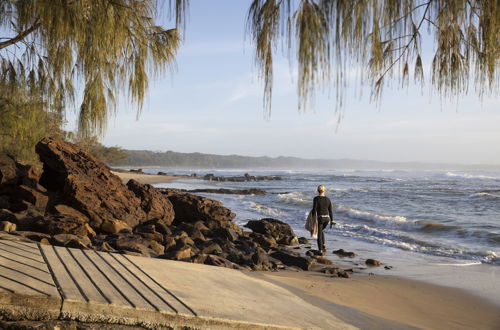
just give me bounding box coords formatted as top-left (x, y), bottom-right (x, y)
top-left (0, 138), bottom-right (342, 273)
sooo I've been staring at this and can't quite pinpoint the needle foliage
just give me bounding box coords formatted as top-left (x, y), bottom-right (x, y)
top-left (247, 0), bottom-right (499, 114)
top-left (0, 0), bottom-right (186, 162)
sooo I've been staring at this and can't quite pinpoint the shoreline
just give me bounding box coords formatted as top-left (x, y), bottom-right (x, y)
top-left (115, 170), bottom-right (500, 328)
top-left (248, 270), bottom-right (500, 330)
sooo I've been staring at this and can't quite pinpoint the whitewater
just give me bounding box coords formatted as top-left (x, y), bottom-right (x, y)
top-left (151, 168), bottom-right (500, 304)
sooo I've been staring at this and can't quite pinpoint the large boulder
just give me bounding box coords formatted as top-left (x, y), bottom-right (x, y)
top-left (0, 153), bottom-right (17, 186)
top-left (245, 218), bottom-right (298, 245)
top-left (269, 251), bottom-right (314, 271)
top-left (35, 138), bottom-right (174, 232)
top-left (162, 190), bottom-right (235, 224)
top-left (127, 179), bottom-right (175, 226)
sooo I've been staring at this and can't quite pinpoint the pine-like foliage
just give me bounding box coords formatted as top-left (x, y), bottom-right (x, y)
top-left (0, 0), bottom-right (187, 139)
top-left (247, 0), bottom-right (499, 114)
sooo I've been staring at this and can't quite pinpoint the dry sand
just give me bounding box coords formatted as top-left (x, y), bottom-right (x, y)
top-left (249, 270), bottom-right (500, 330)
top-left (111, 170), bottom-right (191, 184)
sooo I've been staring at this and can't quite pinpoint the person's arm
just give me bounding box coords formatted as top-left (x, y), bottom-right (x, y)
top-left (312, 196), bottom-right (317, 214)
top-left (328, 199), bottom-right (334, 226)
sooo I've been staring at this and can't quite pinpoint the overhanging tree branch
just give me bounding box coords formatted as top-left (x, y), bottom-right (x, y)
top-left (0, 20), bottom-right (41, 51)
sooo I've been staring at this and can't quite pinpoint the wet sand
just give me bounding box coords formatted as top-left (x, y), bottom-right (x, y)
top-left (249, 270), bottom-right (500, 330)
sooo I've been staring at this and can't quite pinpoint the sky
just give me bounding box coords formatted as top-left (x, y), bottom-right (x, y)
top-left (77, 0), bottom-right (499, 165)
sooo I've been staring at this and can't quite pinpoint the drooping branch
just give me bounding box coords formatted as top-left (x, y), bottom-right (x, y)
top-left (0, 20), bottom-right (40, 51)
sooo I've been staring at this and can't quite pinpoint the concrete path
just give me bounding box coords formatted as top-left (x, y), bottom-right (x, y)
top-left (0, 235), bottom-right (355, 329)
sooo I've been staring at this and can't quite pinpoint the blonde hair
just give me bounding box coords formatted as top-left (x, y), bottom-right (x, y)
top-left (317, 185), bottom-right (326, 193)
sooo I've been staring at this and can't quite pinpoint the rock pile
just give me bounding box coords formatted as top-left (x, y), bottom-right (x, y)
top-left (0, 138), bottom-right (311, 271)
top-left (203, 173), bottom-right (282, 182)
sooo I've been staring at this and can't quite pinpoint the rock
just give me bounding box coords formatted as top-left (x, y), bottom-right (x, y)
top-left (0, 153), bottom-right (17, 186)
top-left (201, 242), bottom-right (223, 255)
top-left (191, 254), bottom-right (207, 264)
top-left (35, 138), bottom-right (157, 231)
top-left (38, 214), bottom-right (93, 237)
top-left (323, 267), bottom-right (350, 278)
top-left (245, 218), bottom-right (298, 245)
top-left (313, 256), bottom-right (333, 265)
top-left (13, 231), bottom-right (51, 242)
top-left (17, 164), bottom-right (43, 187)
top-left (214, 227), bottom-right (239, 242)
top-left (101, 219), bottom-right (133, 234)
top-left (163, 247), bottom-right (192, 261)
top-left (52, 234), bottom-right (91, 248)
top-left (203, 254), bottom-right (239, 269)
top-left (252, 247), bottom-right (269, 267)
top-left (186, 188), bottom-right (267, 195)
top-left (97, 242), bottom-right (115, 252)
top-left (306, 249), bottom-right (323, 257)
top-left (176, 236), bottom-right (195, 249)
top-left (0, 221), bottom-right (16, 232)
top-left (0, 209), bottom-right (17, 223)
top-left (163, 237), bottom-right (177, 252)
top-left (249, 233), bottom-right (277, 250)
top-left (53, 204), bottom-right (89, 222)
top-left (126, 180), bottom-right (175, 226)
top-left (0, 196), bottom-right (9, 209)
top-left (384, 265), bottom-right (393, 270)
top-left (189, 228), bottom-right (206, 242)
top-left (162, 189), bottom-right (235, 223)
top-left (148, 240), bottom-right (165, 255)
top-left (269, 251), bottom-right (314, 271)
top-left (333, 249), bottom-right (357, 258)
top-left (112, 234), bottom-right (150, 256)
top-left (11, 185), bottom-right (49, 212)
top-left (365, 258), bottom-right (382, 266)
top-left (298, 237), bottom-right (310, 245)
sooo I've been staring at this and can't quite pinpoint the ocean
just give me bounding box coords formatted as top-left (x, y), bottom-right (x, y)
top-left (149, 168), bottom-right (500, 304)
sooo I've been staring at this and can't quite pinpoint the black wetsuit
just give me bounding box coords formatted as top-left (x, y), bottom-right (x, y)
top-left (312, 195), bottom-right (333, 251)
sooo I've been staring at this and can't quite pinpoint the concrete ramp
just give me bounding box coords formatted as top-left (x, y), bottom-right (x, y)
top-left (0, 236), bottom-right (355, 329)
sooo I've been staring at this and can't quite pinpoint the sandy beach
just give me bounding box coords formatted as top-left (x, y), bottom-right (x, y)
top-left (111, 170), bottom-right (190, 184)
top-left (250, 270), bottom-right (500, 330)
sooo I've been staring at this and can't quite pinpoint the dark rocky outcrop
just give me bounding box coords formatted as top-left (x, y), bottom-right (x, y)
top-left (245, 218), bottom-right (298, 246)
top-left (269, 251), bottom-right (314, 271)
top-left (0, 139), bottom-right (319, 273)
top-left (203, 173), bottom-right (281, 182)
top-left (333, 249), bottom-right (357, 258)
top-left (365, 258), bottom-right (382, 266)
top-left (161, 189), bottom-right (235, 224)
top-left (183, 188), bottom-right (266, 195)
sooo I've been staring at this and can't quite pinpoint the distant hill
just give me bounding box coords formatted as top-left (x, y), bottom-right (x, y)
top-left (114, 149), bottom-right (500, 171)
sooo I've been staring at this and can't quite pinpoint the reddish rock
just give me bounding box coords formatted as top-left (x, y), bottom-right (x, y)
top-left (365, 258), bottom-right (382, 266)
top-left (37, 214), bottom-right (92, 237)
top-left (204, 254), bottom-right (239, 269)
top-left (0, 153), bottom-right (17, 186)
top-left (333, 249), bottom-right (357, 258)
top-left (101, 219), bottom-right (132, 234)
top-left (35, 138), bottom-right (175, 232)
top-left (162, 189), bottom-right (235, 224)
top-left (12, 185), bottom-right (49, 212)
top-left (127, 180), bottom-right (175, 226)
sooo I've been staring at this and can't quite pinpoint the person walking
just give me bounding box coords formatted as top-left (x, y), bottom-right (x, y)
top-left (312, 185), bottom-right (334, 254)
